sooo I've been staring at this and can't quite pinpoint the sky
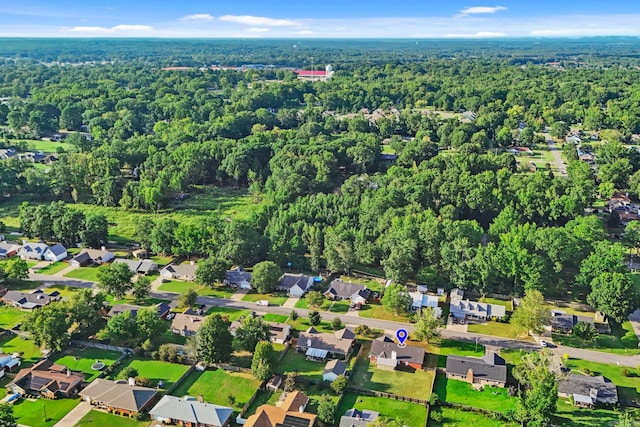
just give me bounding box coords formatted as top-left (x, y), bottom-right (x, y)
top-left (1, 1), bottom-right (640, 38)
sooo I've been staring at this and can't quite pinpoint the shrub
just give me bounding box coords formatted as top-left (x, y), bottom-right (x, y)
top-left (289, 310), bottom-right (298, 321)
top-left (430, 410), bottom-right (443, 423)
top-left (136, 377), bottom-right (153, 387)
top-left (120, 366), bottom-right (138, 379)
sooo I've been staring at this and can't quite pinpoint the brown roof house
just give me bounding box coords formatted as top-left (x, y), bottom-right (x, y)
top-left (79, 378), bottom-right (160, 416)
top-left (296, 327), bottom-right (356, 360)
top-left (171, 311), bottom-right (207, 336)
top-left (369, 335), bottom-right (425, 370)
top-left (445, 352), bottom-right (507, 388)
top-left (245, 390), bottom-right (316, 427)
top-left (8, 359), bottom-right (84, 399)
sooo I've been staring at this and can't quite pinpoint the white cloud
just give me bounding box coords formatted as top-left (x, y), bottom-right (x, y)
top-left (246, 27), bottom-right (270, 33)
top-left (179, 14), bottom-right (214, 22)
top-left (219, 15), bottom-right (300, 27)
top-left (296, 30), bottom-right (314, 35)
top-left (63, 24), bottom-right (153, 34)
top-left (459, 6), bottom-right (507, 15)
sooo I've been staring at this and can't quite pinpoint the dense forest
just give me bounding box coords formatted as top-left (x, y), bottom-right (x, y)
top-left (1, 39), bottom-right (640, 319)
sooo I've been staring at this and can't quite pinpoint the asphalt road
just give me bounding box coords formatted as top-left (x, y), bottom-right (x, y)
top-left (544, 132), bottom-right (568, 177)
top-left (27, 274), bottom-right (640, 367)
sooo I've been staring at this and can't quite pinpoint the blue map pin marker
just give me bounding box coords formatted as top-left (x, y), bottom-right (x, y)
top-left (396, 328), bottom-right (408, 348)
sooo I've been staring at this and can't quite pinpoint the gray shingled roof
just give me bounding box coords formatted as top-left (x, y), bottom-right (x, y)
top-left (324, 280), bottom-right (369, 300)
top-left (150, 395), bottom-right (233, 426)
top-left (445, 354), bottom-right (507, 384)
top-left (369, 335), bottom-right (425, 366)
top-left (79, 379), bottom-right (158, 412)
top-left (558, 374), bottom-right (618, 405)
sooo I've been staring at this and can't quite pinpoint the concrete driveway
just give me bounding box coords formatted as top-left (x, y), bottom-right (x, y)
top-left (53, 400), bottom-right (91, 427)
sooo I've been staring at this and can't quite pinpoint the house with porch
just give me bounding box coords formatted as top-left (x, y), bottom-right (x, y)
top-left (150, 395), bottom-right (233, 427)
top-left (224, 267), bottom-right (252, 289)
top-left (558, 374), bottom-right (618, 408)
top-left (18, 242), bottom-right (67, 262)
top-left (324, 279), bottom-right (371, 309)
top-left (0, 242), bottom-right (21, 259)
top-left (296, 327), bottom-right (356, 360)
top-left (80, 378), bottom-right (160, 416)
top-left (69, 248), bottom-right (114, 267)
top-left (8, 359), bottom-right (84, 399)
top-left (449, 288), bottom-right (506, 321)
top-left (278, 273), bottom-right (315, 297)
top-left (445, 352), bottom-right (507, 388)
top-left (409, 292), bottom-right (441, 317)
top-left (2, 289), bottom-right (61, 310)
top-left (369, 335), bottom-right (425, 370)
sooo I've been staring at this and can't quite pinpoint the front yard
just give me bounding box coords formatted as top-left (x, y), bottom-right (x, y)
top-left (35, 262), bottom-right (69, 275)
top-left (338, 392), bottom-right (427, 427)
top-left (76, 410), bottom-right (149, 427)
top-left (433, 372), bottom-right (517, 413)
top-left (467, 320), bottom-right (520, 339)
top-left (205, 306), bottom-right (251, 322)
top-left (13, 397), bottom-right (79, 427)
top-left (64, 267), bottom-right (100, 282)
top-left (359, 302), bottom-right (411, 322)
top-left (241, 292), bottom-right (288, 306)
top-left (565, 358), bottom-right (640, 405)
top-left (109, 359), bottom-right (190, 389)
top-left (53, 347), bottom-right (122, 382)
top-left (552, 320), bottom-right (639, 355)
top-left (158, 281), bottom-right (235, 298)
top-left (426, 338), bottom-right (485, 368)
top-left (171, 368), bottom-right (261, 414)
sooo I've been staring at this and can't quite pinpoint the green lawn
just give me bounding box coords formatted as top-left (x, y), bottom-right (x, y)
top-left (0, 305), bottom-right (28, 329)
top-left (552, 320), bottom-right (639, 355)
top-left (467, 320), bottom-right (520, 339)
top-left (479, 297), bottom-right (512, 311)
top-left (263, 313), bottom-right (288, 323)
top-left (0, 335), bottom-right (43, 366)
top-left (53, 347), bottom-right (122, 382)
top-left (551, 398), bottom-right (621, 426)
top-left (285, 317), bottom-right (334, 333)
top-left (565, 358), bottom-right (640, 404)
top-left (295, 381), bottom-right (340, 414)
top-left (46, 285), bottom-right (84, 299)
top-left (244, 389), bottom-right (282, 417)
top-left (339, 275), bottom-right (384, 292)
top-left (35, 262), bottom-right (69, 275)
top-left (428, 339), bottom-right (485, 368)
top-left (205, 306), bottom-right (250, 322)
top-left (64, 267), bottom-right (100, 282)
top-left (13, 397), bottom-right (79, 427)
top-left (338, 392), bottom-right (427, 427)
top-left (110, 359), bottom-right (190, 389)
top-left (17, 139), bottom-right (73, 153)
top-left (429, 406), bottom-right (516, 427)
top-left (350, 341), bottom-right (434, 399)
top-left (433, 372), bottom-right (517, 413)
top-left (359, 302), bottom-right (410, 322)
top-left (149, 255), bottom-right (173, 266)
top-left (329, 300), bottom-right (350, 313)
top-left (276, 350), bottom-right (327, 381)
top-left (294, 297), bottom-right (332, 310)
top-left (171, 368), bottom-right (261, 414)
top-left (242, 292), bottom-right (288, 306)
top-left (104, 294), bottom-right (168, 307)
top-left (158, 281), bottom-right (235, 298)
top-left (75, 410), bottom-right (149, 427)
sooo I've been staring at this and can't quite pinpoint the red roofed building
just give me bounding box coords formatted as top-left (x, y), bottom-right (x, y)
top-left (295, 65), bottom-right (334, 81)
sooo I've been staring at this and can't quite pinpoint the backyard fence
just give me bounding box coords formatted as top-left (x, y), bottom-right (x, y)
top-left (70, 340), bottom-right (132, 354)
top-left (345, 386), bottom-right (430, 405)
top-left (215, 363), bottom-right (251, 374)
top-left (436, 400), bottom-right (507, 419)
top-left (164, 364), bottom-right (196, 395)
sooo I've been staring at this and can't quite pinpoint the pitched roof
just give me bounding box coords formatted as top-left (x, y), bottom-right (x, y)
top-left (171, 313), bottom-right (206, 333)
top-left (281, 390), bottom-right (309, 412)
top-left (3, 290), bottom-right (60, 308)
top-left (149, 395), bottom-right (233, 427)
top-left (279, 273), bottom-right (314, 292)
top-left (245, 404), bottom-right (316, 427)
top-left (558, 374), bottom-right (618, 405)
top-left (161, 263), bottom-right (197, 278)
top-left (450, 299), bottom-right (506, 318)
top-left (297, 327), bottom-right (355, 355)
top-left (266, 321), bottom-right (290, 342)
top-left (446, 353), bottom-right (507, 384)
top-left (10, 359), bottom-right (83, 395)
top-left (47, 243), bottom-right (67, 256)
top-left (340, 409), bottom-right (380, 427)
top-left (323, 359), bottom-right (347, 377)
top-left (324, 280), bottom-right (369, 300)
top-left (0, 242), bottom-right (21, 256)
top-left (369, 335), bottom-right (425, 366)
top-left (20, 242), bottom-right (49, 255)
top-left (225, 267), bottom-right (252, 284)
top-left (79, 378), bottom-right (158, 412)
top-left (107, 304), bottom-right (142, 318)
top-left (72, 249), bottom-right (113, 263)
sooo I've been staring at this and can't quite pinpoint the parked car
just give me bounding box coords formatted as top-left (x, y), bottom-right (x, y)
top-left (540, 340), bottom-right (548, 348)
top-left (256, 300), bottom-right (269, 306)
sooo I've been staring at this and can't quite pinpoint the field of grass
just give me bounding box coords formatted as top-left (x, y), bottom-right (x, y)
top-left (263, 313), bottom-right (288, 323)
top-left (158, 280), bottom-right (234, 298)
top-left (552, 320), bottom-right (639, 355)
top-left (350, 341), bottom-right (434, 399)
top-left (53, 347), bottom-right (122, 382)
top-left (429, 406), bottom-right (516, 427)
top-left (433, 372), bottom-right (517, 413)
top-left (171, 368), bottom-right (261, 414)
top-left (1, 335), bottom-right (43, 366)
top-left (16, 138), bottom-right (73, 153)
top-left (149, 255), bottom-right (173, 266)
top-left (339, 275), bottom-right (384, 292)
top-left (242, 292), bottom-right (288, 306)
top-left (104, 295), bottom-right (168, 307)
top-left (13, 397), bottom-right (79, 427)
top-left (285, 317), bottom-right (334, 333)
top-left (467, 320), bottom-right (520, 339)
top-left (426, 338), bottom-right (485, 368)
top-left (0, 305), bottom-right (28, 329)
top-left (276, 350), bottom-right (326, 381)
top-left (45, 285), bottom-right (84, 299)
top-left (35, 262), bottom-right (69, 275)
top-left (551, 399), bottom-right (621, 426)
top-left (205, 306), bottom-right (251, 322)
top-left (565, 358), bottom-right (640, 404)
top-left (64, 267), bottom-right (100, 282)
top-left (359, 302), bottom-right (410, 322)
top-left (244, 388), bottom-right (283, 417)
top-left (338, 392), bottom-right (427, 427)
top-left (110, 359), bottom-right (190, 389)
top-left (75, 410), bottom-right (148, 427)
top-left (294, 297), bottom-right (332, 310)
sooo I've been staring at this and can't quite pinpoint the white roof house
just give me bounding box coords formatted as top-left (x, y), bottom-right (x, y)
top-left (150, 395), bottom-right (233, 427)
top-left (409, 292), bottom-right (442, 317)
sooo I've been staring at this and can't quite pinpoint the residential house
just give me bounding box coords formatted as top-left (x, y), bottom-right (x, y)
top-left (449, 288), bottom-right (506, 321)
top-left (19, 242), bottom-right (67, 262)
top-left (244, 390), bottom-right (316, 427)
top-left (2, 289), bottom-right (61, 310)
top-left (171, 311), bottom-right (207, 336)
top-left (0, 242), bottom-right (21, 259)
top-left (416, 285), bottom-right (428, 294)
top-left (445, 352), bottom-right (507, 388)
top-left (267, 321), bottom-right (291, 344)
top-left (132, 248), bottom-right (147, 259)
top-left (0, 354), bottom-right (20, 373)
top-left (566, 135), bottom-right (582, 145)
top-left (80, 378), bottom-right (160, 416)
top-left (278, 273), bottom-right (315, 297)
top-left (107, 302), bottom-right (169, 319)
top-left (462, 111), bottom-right (477, 121)
top-left (150, 395), bottom-right (233, 427)
top-left (558, 374), bottom-right (618, 407)
top-left (549, 310), bottom-right (610, 335)
top-left (160, 263), bottom-right (198, 281)
top-left (69, 248), bottom-right (114, 267)
top-left (607, 193), bottom-right (633, 213)
top-left (297, 327), bottom-right (356, 360)
top-left (409, 292), bottom-right (442, 317)
top-left (323, 359), bottom-right (347, 382)
top-left (8, 359), bottom-right (84, 399)
top-left (0, 148), bottom-right (17, 160)
top-left (339, 409), bottom-right (380, 427)
top-left (224, 267), bottom-right (252, 289)
top-left (324, 279), bottom-right (370, 309)
top-left (112, 258), bottom-right (158, 275)
top-left (507, 146), bottom-right (534, 156)
top-left (369, 335), bottom-right (425, 370)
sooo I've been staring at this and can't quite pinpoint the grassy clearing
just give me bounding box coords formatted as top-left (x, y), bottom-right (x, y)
top-left (110, 359), bottom-right (190, 389)
top-left (329, 300), bottom-right (350, 313)
top-left (565, 358), bottom-right (640, 404)
top-left (295, 381), bottom-right (340, 414)
top-left (13, 397), bottom-right (79, 427)
top-left (149, 255), bottom-right (173, 266)
top-left (171, 368), bottom-right (261, 414)
top-left (338, 392), bottom-right (427, 427)
top-left (276, 350), bottom-right (326, 381)
top-left (35, 262), bottom-right (69, 275)
top-left (0, 335), bottom-right (43, 366)
top-left (433, 372), bottom-right (517, 413)
top-left (244, 388), bottom-right (282, 417)
top-left (294, 297), bottom-right (332, 310)
top-left (551, 398), bottom-right (623, 426)
top-left (53, 347), bottom-right (122, 382)
top-left (75, 410), bottom-right (148, 427)
top-left (104, 295), bottom-right (168, 307)
top-left (552, 320), bottom-right (639, 355)
top-left (158, 280), bottom-right (235, 298)
top-left (429, 406), bottom-right (516, 427)
top-left (64, 267), bottom-right (100, 282)
top-left (0, 305), bottom-right (28, 329)
top-left (426, 338), bottom-right (485, 368)
top-left (16, 139), bottom-right (73, 153)
top-left (285, 317), bottom-right (334, 333)
top-left (339, 275), bottom-right (384, 292)
top-left (241, 292), bottom-right (288, 306)
top-left (359, 302), bottom-right (410, 322)
top-left (351, 341), bottom-right (434, 399)
top-left (205, 306), bottom-right (250, 322)
top-left (467, 321), bottom-right (520, 339)
top-left (46, 285), bottom-right (84, 299)
top-left (263, 313), bottom-right (288, 323)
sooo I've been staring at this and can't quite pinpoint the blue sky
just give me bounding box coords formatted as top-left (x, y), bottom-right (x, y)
top-left (1, 1), bottom-right (640, 38)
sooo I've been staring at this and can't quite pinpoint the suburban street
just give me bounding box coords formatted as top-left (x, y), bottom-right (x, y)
top-left (543, 131), bottom-right (568, 177)
top-left (27, 273), bottom-right (640, 367)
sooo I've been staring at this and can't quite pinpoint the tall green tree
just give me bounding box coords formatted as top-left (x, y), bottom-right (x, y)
top-left (81, 214), bottom-right (108, 248)
top-left (251, 341), bottom-right (276, 381)
top-left (509, 351), bottom-right (557, 427)
top-left (96, 262), bottom-right (134, 299)
top-left (412, 307), bottom-right (441, 343)
top-left (587, 272), bottom-right (639, 323)
top-left (511, 289), bottom-right (550, 336)
top-left (234, 316), bottom-right (270, 353)
top-left (195, 314), bottom-right (233, 364)
top-left (24, 303), bottom-right (70, 351)
top-left (196, 257), bottom-right (229, 287)
top-left (381, 283), bottom-right (411, 315)
top-left (251, 261), bottom-right (282, 293)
